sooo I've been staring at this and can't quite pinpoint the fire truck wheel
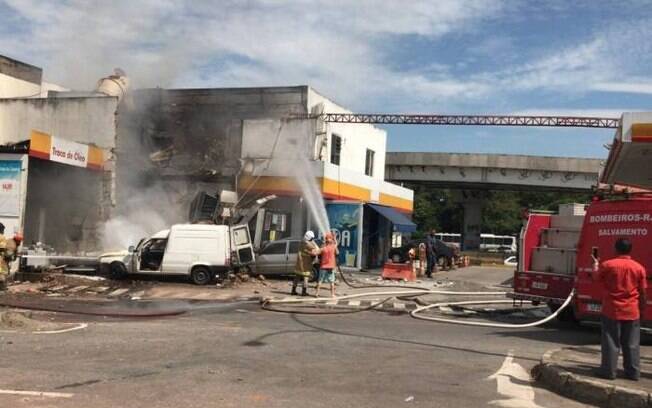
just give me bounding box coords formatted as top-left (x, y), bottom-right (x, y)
top-left (110, 262), bottom-right (128, 280)
top-left (191, 266), bottom-right (212, 285)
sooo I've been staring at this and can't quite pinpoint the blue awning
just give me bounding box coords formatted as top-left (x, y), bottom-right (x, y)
top-left (366, 203), bottom-right (417, 233)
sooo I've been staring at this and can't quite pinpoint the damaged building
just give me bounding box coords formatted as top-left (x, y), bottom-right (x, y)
top-left (121, 86), bottom-right (415, 269)
top-left (0, 54), bottom-right (414, 269)
top-left (0, 55), bottom-right (117, 253)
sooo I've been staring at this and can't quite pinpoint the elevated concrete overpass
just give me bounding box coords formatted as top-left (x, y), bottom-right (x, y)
top-left (385, 152), bottom-right (602, 250)
top-left (386, 152), bottom-right (601, 192)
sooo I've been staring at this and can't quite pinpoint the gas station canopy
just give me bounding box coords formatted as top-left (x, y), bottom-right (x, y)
top-left (600, 112), bottom-right (652, 190)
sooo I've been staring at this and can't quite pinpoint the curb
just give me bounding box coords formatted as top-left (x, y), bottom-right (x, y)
top-left (532, 349), bottom-right (651, 408)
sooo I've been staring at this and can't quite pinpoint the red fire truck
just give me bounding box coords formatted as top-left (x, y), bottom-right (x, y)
top-left (510, 194), bottom-right (652, 324)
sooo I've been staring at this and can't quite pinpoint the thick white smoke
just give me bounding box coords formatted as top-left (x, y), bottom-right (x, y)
top-left (294, 154), bottom-right (331, 235)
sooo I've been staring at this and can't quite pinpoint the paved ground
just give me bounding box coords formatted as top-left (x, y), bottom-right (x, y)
top-left (0, 265), bottom-right (636, 407)
top-left (7, 265), bottom-right (509, 303)
top-left (0, 301), bottom-right (594, 408)
top-left (4, 267), bottom-right (530, 319)
top-left (535, 345), bottom-right (652, 407)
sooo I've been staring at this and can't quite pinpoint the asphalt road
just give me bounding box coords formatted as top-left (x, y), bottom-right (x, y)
top-left (0, 298), bottom-right (597, 407)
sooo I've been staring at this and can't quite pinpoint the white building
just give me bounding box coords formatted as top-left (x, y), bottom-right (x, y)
top-left (1, 54), bottom-right (414, 266)
top-left (0, 54), bottom-right (116, 252)
top-left (240, 88), bottom-right (414, 269)
top-left (0, 55), bottom-right (68, 98)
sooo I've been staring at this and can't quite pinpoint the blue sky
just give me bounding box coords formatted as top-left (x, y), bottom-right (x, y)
top-left (1, 1), bottom-right (651, 158)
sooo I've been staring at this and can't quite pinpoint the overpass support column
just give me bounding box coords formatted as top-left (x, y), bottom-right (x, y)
top-left (454, 190), bottom-right (488, 251)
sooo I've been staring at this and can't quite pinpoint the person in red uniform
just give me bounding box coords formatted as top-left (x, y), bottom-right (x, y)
top-left (592, 238), bottom-right (647, 380)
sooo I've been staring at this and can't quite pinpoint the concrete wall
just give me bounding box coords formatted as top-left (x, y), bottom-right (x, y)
top-left (40, 82), bottom-right (69, 98)
top-left (0, 55), bottom-right (43, 98)
top-left (0, 72), bottom-right (41, 98)
top-left (0, 55), bottom-right (68, 99)
top-left (308, 88), bottom-right (387, 180)
top-left (0, 97), bottom-right (118, 148)
top-left (241, 117), bottom-right (316, 164)
top-left (0, 96), bottom-right (118, 252)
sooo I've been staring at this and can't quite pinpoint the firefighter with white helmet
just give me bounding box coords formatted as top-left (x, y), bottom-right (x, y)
top-left (292, 230), bottom-right (321, 296)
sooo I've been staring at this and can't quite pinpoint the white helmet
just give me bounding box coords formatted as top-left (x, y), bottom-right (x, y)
top-left (304, 230), bottom-right (315, 241)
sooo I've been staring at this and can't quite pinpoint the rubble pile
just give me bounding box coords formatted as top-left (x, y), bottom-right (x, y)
top-left (217, 273), bottom-right (277, 296)
top-left (0, 311), bottom-right (68, 332)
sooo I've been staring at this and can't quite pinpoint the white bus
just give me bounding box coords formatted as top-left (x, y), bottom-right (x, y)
top-left (434, 233), bottom-right (462, 248)
top-left (435, 233), bottom-right (516, 253)
top-left (480, 233), bottom-right (516, 253)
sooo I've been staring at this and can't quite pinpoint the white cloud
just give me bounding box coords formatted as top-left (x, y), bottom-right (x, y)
top-left (510, 108), bottom-right (636, 118)
top-left (1, 0), bottom-right (651, 115)
top-left (485, 19), bottom-right (652, 95)
top-left (591, 81), bottom-right (652, 95)
top-left (0, 0), bottom-right (502, 111)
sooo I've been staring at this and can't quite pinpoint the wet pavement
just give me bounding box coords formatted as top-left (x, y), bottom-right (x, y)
top-left (0, 298), bottom-right (592, 408)
top-left (0, 293), bottom-right (259, 317)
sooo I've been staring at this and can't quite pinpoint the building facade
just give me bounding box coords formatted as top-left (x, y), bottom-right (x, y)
top-left (117, 86), bottom-right (414, 268)
top-left (0, 56), bottom-right (116, 252)
top-left (238, 88), bottom-right (414, 269)
top-left (1, 54), bottom-right (413, 266)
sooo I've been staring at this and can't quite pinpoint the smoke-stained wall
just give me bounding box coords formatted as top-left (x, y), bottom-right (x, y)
top-left (0, 97), bottom-right (118, 148)
top-left (23, 159), bottom-right (104, 253)
top-left (109, 86), bottom-right (310, 248)
top-left (0, 96), bottom-right (118, 253)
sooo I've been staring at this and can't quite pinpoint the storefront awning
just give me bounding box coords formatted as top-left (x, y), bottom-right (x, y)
top-left (367, 203), bottom-right (416, 233)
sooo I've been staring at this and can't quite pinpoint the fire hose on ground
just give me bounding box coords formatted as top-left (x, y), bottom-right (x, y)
top-left (261, 265), bottom-right (577, 329)
top-left (409, 289), bottom-right (576, 328)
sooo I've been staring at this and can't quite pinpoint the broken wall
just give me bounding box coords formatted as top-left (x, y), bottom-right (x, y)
top-left (113, 86), bottom-right (310, 237)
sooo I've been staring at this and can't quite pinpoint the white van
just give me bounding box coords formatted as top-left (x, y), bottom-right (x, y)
top-left (99, 224), bottom-right (255, 285)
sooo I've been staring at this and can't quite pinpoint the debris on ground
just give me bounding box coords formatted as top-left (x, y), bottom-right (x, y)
top-left (0, 310), bottom-right (70, 332)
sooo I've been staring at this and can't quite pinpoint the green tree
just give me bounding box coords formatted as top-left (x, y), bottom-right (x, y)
top-left (411, 186), bottom-right (463, 237)
top-left (411, 186), bottom-right (591, 237)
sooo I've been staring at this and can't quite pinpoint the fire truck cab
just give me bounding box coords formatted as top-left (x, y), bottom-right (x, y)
top-left (511, 197), bottom-right (652, 324)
